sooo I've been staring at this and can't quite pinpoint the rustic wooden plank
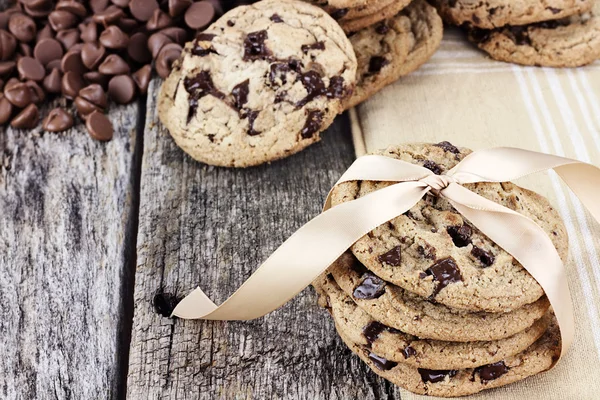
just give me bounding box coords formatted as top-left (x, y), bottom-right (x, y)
top-left (127, 79), bottom-right (403, 399)
top-left (0, 102), bottom-right (142, 399)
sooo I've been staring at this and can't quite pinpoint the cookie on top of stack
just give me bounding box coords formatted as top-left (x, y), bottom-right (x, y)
top-left (430, 0), bottom-right (600, 67)
top-left (313, 142), bottom-right (566, 397)
top-left (305, 0), bottom-right (444, 108)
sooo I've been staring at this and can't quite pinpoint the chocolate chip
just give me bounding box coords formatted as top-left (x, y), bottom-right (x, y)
top-left (4, 82), bottom-right (32, 108)
top-left (86, 110), bottom-right (113, 141)
top-left (270, 14), bottom-right (283, 22)
top-left (93, 5), bottom-right (125, 25)
top-left (329, 8), bottom-right (348, 20)
top-left (153, 292), bottom-right (182, 317)
top-left (402, 346), bottom-right (417, 359)
top-left (300, 109), bottom-right (323, 139)
top-left (42, 107), bottom-right (73, 132)
top-left (156, 43), bottom-right (181, 79)
top-left (301, 41), bottom-right (325, 54)
top-left (423, 160), bottom-right (443, 175)
top-left (425, 258), bottom-right (462, 299)
top-left (169, 0), bottom-right (192, 17)
top-left (132, 64), bottom-right (151, 95)
top-left (434, 141), bottom-right (460, 154)
top-left (108, 75), bottom-right (136, 104)
top-left (48, 10), bottom-right (78, 31)
top-left (79, 21), bottom-right (97, 43)
top-left (192, 35), bottom-right (218, 57)
top-left (130, 0), bottom-right (160, 22)
top-left (418, 369), bottom-right (457, 383)
top-left (353, 272), bottom-right (386, 300)
top-left (0, 94), bottom-right (13, 125)
top-left (90, 0), bottom-right (110, 13)
top-left (297, 70), bottom-right (325, 107)
top-left (246, 109), bottom-right (260, 136)
top-left (362, 321), bottom-right (387, 344)
top-left (98, 54), bottom-right (130, 75)
top-left (268, 61), bottom-right (300, 86)
top-left (243, 30), bottom-right (270, 61)
top-left (79, 84), bottom-right (107, 109)
top-left (36, 24), bottom-right (54, 42)
top-left (184, 70), bottom-right (225, 123)
top-left (74, 96), bottom-right (103, 118)
top-left (232, 79), bottom-right (249, 110)
top-left (547, 6), bottom-right (561, 14)
top-left (118, 18), bottom-right (139, 33)
top-left (378, 246), bottom-right (402, 266)
top-left (184, 1), bottom-right (215, 30)
top-left (61, 50), bottom-right (86, 75)
top-left (507, 26), bottom-right (531, 46)
top-left (24, 3), bottom-right (54, 18)
top-left (84, 71), bottom-right (109, 90)
top-left (147, 8), bottom-right (173, 31)
top-left (56, 29), bottom-right (80, 50)
top-left (375, 23), bottom-right (389, 34)
top-left (368, 352), bottom-right (397, 370)
top-left (148, 32), bottom-right (172, 59)
top-left (0, 30), bottom-right (17, 61)
top-left (471, 246), bottom-right (495, 267)
top-left (81, 42), bottom-right (106, 70)
top-left (99, 26), bottom-right (129, 50)
top-left (447, 225), bottom-right (472, 247)
top-left (56, 1), bottom-right (87, 18)
top-left (62, 71), bottom-right (84, 99)
top-left (33, 38), bottom-right (63, 66)
top-left (475, 361), bottom-right (509, 381)
top-left (43, 68), bottom-right (62, 93)
top-left (11, 103), bottom-right (39, 129)
top-left (160, 27), bottom-right (187, 45)
top-left (0, 61), bottom-right (15, 75)
top-left (8, 13), bottom-right (36, 43)
top-left (25, 80), bottom-right (45, 104)
top-left (368, 56), bottom-right (389, 74)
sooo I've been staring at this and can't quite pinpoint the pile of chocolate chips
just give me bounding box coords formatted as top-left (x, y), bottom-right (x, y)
top-left (0, 0), bottom-right (226, 140)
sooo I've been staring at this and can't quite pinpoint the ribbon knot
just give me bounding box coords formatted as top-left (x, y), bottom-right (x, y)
top-left (420, 174), bottom-right (455, 192)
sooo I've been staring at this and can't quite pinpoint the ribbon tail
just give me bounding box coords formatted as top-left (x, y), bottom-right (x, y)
top-left (442, 183), bottom-right (575, 360)
top-left (173, 181), bottom-right (429, 320)
top-left (554, 163), bottom-right (600, 223)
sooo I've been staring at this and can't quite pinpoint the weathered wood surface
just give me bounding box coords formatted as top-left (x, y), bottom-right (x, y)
top-left (126, 79), bottom-right (403, 399)
top-left (0, 102), bottom-right (142, 399)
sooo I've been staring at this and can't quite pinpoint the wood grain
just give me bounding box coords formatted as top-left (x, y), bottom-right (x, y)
top-left (127, 79), bottom-right (403, 399)
top-left (0, 102), bottom-right (142, 399)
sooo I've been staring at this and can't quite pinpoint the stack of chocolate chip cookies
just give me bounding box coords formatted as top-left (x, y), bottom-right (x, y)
top-left (430, 0), bottom-right (600, 67)
top-left (314, 142), bottom-right (566, 397)
top-left (305, 0), bottom-right (444, 108)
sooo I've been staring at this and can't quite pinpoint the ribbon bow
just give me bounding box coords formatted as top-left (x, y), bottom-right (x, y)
top-left (173, 147), bottom-right (600, 363)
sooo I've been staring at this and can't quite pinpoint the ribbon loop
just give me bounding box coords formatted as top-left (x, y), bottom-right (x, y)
top-left (419, 174), bottom-right (455, 192)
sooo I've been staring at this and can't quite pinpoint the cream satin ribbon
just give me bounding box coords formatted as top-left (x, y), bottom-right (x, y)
top-left (173, 147), bottom-right (600, 361)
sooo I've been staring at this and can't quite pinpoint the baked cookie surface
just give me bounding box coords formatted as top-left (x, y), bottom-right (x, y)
top-left (330, 143), bottom-right (568, 312)
top-left (468, 2), bottom-right (600, 67)
top-left (326, 253), bottom-right (551, 342)
top-left (314, 272), bottom-right (551, 370)
top-left (339, 0), bottom-right (413, 34)
top-left (337, 318), bottom-right (560, 397)
top-left (158, 0), bottom-right (357, 167)
top-left (343, 0), bottom-right (443, 109)
top-left (431, 0), bottom-right (593, 29)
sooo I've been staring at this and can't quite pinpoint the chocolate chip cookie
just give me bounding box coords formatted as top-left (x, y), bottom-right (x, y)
top-left (315, 272), bottom-right (551, 370)
top-left (339, 0), bottom-right (413, 34)
top-left (326, 253), bottom-right (550, 342)
top-left (468, 2), bottom-right (600, 67)
top-left (430, 0), bottom-right (593, 29)
top-left (330, 143), bottom-right (569, 312)
top-left (343, 0), bottom-right (443, 109)
top-left (158, 0), bottom-right (357, 167)
top-left (337, 318), bottom-right (560, 397)
top-left (303, 0), bottom-right (397, 21)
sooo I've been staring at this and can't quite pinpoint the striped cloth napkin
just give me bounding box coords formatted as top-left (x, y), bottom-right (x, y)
top-left (350, 27), bottom-right (600, 399)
